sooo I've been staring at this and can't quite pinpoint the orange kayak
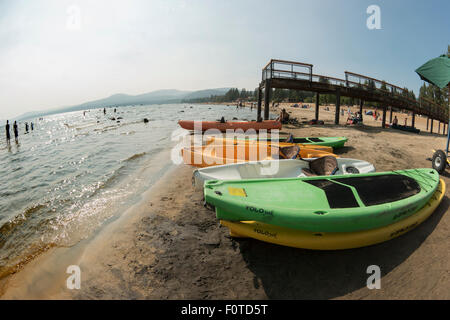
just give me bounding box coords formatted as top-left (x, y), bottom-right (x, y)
top-left (204, 136), bottom-right (333, 153)
top-left (181, 143), bottom-right (337, 168)
top-left (178, 120), bottom-right (282, 132)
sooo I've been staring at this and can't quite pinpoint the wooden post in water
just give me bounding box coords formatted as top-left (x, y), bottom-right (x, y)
top-left (382, 106), bottom-right (387, 128)
top-left (334, 89), bottom-right (341, 125)
top-left (257, 87), bottom-right (262, 121)
top-left (315, 93), bottom-right (320, 120)
top-left (264, 80), bottom-right (271, 120)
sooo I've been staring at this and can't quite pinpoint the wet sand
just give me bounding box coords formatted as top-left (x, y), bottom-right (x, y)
top-left (1, 107), bottom-right (450, 299)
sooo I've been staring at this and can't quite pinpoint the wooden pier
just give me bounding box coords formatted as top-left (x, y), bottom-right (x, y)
top-left (257, 59), bottom-right (448, 133)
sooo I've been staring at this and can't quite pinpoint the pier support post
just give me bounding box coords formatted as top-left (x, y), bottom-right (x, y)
top-left (412, 112), bottom-right (415, 128)
top-left (389, 107), bottom-right (393, 124)
top-left (334, 89), bottom-right (341, 125)
top-left (438, 121), bottom-right (441, 134)
top-left (430, 118), bottom-right (434, 133)
top-left (426, 117), bottom-right (429, 130)
top-left (257, 87), bottom-right (262, 121)
top-left (359, 100), bottom-right (364, 122)
top-left (263, 80), bottom-right (271, 120)
top-left (382, 106), bottom-right (387, 128)
top-left (315, 93), bottom-right (320, 120)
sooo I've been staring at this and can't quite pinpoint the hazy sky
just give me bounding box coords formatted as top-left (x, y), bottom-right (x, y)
top-left (0, 0), bottom-right (448, 119)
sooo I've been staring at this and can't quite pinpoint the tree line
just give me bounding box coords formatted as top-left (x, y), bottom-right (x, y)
top-left (181, 88), bottom-right (258, 103)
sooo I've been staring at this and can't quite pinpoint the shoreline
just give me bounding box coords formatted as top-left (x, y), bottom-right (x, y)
top-left (210, 100), bottom-right (445, 135)
top-left (2, 116), bottom-right (450, 299)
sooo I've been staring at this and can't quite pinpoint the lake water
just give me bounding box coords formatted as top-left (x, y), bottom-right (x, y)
top-left (0, 103), bottom-right (261, 279)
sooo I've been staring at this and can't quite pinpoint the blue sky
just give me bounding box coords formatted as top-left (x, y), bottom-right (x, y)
top-left (0, 0), bottom-right (448, 119)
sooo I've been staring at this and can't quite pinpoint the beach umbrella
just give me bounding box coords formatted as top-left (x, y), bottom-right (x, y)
top-left (415, 54), bottom-right (450, 165)
top-left (415, 54), bottom-right (450, 89)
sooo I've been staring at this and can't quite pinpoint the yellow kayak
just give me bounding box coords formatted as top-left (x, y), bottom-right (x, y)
top-left (220, 179), bottom-right (445, 250)
top-left (205, 136), bottom-right (334, 153)
top-left (182, 143), bottom-right (337, 168)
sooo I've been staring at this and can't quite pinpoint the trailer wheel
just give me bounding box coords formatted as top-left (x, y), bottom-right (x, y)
top-left (432, 150), bottom-right (447, 174)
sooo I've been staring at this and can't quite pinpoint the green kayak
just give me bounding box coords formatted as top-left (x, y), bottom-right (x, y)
top-left (249, 136), bottom-right (347, 149)
top-left (204, 168), bottom-right (439, 232)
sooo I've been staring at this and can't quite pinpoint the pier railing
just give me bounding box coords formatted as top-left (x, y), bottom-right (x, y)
top-left (262, 59), bottom-right (313, 82)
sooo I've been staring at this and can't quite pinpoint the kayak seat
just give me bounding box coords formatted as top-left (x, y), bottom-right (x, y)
top-left (279, 146), bottom-right (300, 159)
top-left (308, 156), bottom-right (339, 176)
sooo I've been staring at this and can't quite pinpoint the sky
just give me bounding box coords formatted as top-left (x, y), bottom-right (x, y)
top-left (0, 0), bottom-right (449, 119)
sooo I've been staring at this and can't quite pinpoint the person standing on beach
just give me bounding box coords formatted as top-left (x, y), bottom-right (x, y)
top-left (5, 120), bottom-right (11, 143)
top-left (103, 108), bottom-right (106, 115)
top-left (13, 121), bottom-right (18, 142)
top-left (393, 116), bottom-right (398, 126)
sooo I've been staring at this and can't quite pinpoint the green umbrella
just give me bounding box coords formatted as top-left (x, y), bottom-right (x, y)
top-left (416, 54), bottom-right (450, 155)
top-left (415, 54), bottom-right (450, 89)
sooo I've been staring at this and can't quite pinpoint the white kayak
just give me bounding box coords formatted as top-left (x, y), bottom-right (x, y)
top-left (192, 157), bottom-right (375, 190)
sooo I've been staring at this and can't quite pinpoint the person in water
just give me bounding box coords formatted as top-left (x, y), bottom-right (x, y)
top-left (25, 122), bottom-right (29, 133)
top-left (13, 121), bottom-right (18, 142)
top-left (103, 108), bottom-right (106, 115)
top-left (31, 122), bottom-right (34, 131)
top-left (5, 120), bottom-right (10, 143)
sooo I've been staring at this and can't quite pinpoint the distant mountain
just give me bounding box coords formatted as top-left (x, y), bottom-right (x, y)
top-left (14, 88), bottom-right (231, 121)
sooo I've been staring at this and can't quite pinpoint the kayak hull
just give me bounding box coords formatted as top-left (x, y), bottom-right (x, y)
top-left (204, 137), bottom-right (334, 153)
top-left (193, 159), bottom-right (375, 190)
top-left (178, 120), bottom-right (282, 132)
top-left (220, 179), bottom-right (445, 250)
top-left (182, 144), bottom-right (337, 168)
top-left (204, 169), bottom-right (440, 232)
top-left (209, 136), bottom-right (348, 149)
